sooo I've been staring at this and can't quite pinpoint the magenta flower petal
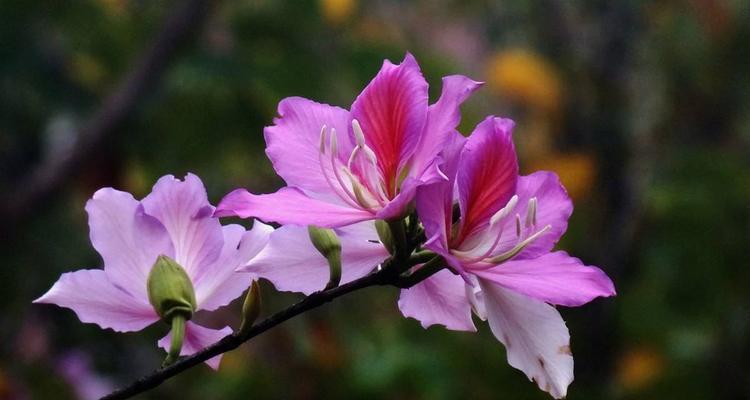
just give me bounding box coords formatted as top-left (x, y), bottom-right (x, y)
top-left (350, 53), bottom-right (428, 195)
top-left (244, 221), bottom-right (388, 295)
top-left (141, 174), bottom-right (224, 280)
top-left (478, 280), bottom-right (574, 399)
top-left (215, 187), bottom-right (374, 228)
top-left (85, 188), bottom-right (173, 300)
top-left (194, 222), bottom-right (273, 311)
top-left (398, 269), bottom-right (475, 331)
top-left (456, 117), bottom-right (518, 241)
top-left (474, 251), bottom-right (616, 307)
top-left (33, 270), bottom-right (158, 332)
top-left (411, 75), bottom-right (482, 177)
top-left (158, 322), bottom-right (232, 370)
top-left (265, 97), bottom-right (355, 197)
top-left (417, 131), bottom-right (467, 253)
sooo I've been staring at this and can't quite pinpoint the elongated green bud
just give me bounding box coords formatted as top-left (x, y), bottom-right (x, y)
top-left (147, 255), bottom-right (196, 366)
top-left (238, 280), bottom-right (261, 336)
top-left (375, 220), bottom-right (394, 255)
top-left (307, 226), bottom-right (342, 289)
top-left (147, 255), bottom-right (196, 321)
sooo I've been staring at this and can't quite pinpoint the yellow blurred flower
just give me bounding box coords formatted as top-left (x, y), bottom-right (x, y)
top-left (122, 159), bottom-right (150, 197)
top-left (527, 152), bottom-right (596, 201)
top-left (319, 0), bottom-right (356, 25)
top-left (616, 346), bottom-right (666, 392)
top-left (98, 0), bottom-right (128, 16)
top-left (486, 49), bottom-right (563, 114)
top-left (67, 53), bottom-right (107, 92)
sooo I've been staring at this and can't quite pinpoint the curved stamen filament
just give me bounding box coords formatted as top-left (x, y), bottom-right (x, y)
top-left (525, 197), bottom-right (537, 228)
top-left (328, 128), bottom-right (363, 207)
top-left (452, 196), bottom-right (518, 262)
top-left (480, 224), bottom-right (552, 267)
top-left (318, 126), bottom-right (362, 209)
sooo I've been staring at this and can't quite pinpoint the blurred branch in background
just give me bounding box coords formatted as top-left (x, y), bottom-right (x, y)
top-left (0, 0), bottom-right (216, 229)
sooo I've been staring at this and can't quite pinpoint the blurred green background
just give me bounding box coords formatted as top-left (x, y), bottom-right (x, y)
top-left (2, 0), bottom-right (749, 399)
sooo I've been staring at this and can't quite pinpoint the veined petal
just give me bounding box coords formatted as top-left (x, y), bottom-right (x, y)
top-left (194, 222), bottom-right (273, 311)
top-left (86, 188), bottom-right (173, 300)
top-left (243, 221), bottom-right (388, 295)
top-left (478, 280), bottom-right (574, 399)
top-left (34, 270), bottom-right (158, 332)
top-left (474, 251), bottom-right (615, 307)
top-left (215, 187), bottom-right (374, 228)
top-left (398, 269), bottom-right (475, 331)
top-left (158, 322), bottom-right (231, 370)
top-left (350, 53), bottom-right (428, 195)
top-left (141, 174), bottom-right (223, 281)
top-left (264, 97), bottom-right (354, 197)
top-left (490, 171), bottom-right (573, 259)
top-left (457, 117), bottom-right (518, 242)
top-left (411, 75), bottom-right (482, 178)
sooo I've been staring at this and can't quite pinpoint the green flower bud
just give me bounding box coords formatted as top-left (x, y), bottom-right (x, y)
top-left (238, 280), bottom-right (261, 337)
top-left (375, 220), bottom-right (394, 255)
top-left (147, 255), bottom-right (197, 322)
top-left (307, 226), bottom-right (342, 289)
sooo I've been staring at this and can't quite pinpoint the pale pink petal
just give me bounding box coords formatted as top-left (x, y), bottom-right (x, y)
top-left (85, 188), bottom-right (173, 300)
top-left (264, 97), bottom-right (354, 197)
top-left (34, 270), bottom-right (158, 332)
top-left (194, 221), bottom-right (273, 311)
top-left (244, 221), bottom-right (388, 295)
top-left (215, 187), bottom-right (374, 228)
top-left (411, 75), bottom-right (482, 177)
top-left (158, 322), bottom-right (231, 370)
top-left (141, 174), bottom-right (224, 281)
top-left (350, 53), bottom-right (428, 193)
top-left (490, 171), bottom-right (573, 260)
top-left (478, 280), bottom-right (574, 399)
top-left (398, 269), bottom-right (475, 331)
top-left (456, 117), bottom-right (518, 242)
top-left (473, 251), bottom-right (615, 307)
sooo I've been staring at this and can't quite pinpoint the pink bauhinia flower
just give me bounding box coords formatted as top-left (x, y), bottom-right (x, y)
top-left (34, 174), bottom-right (272, 369)
top-left (400, 116), bottom-right (616, 398)
top-left (214, 53), bottom-right (482, 227)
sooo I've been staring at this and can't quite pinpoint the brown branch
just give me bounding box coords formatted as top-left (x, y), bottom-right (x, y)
top-left (0, 0), bottom-right (216, 226)
top-left (100, 257), bottom-right (444, 400)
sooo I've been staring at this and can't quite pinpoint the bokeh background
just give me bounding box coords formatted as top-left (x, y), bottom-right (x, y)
top-left (2, 0), bottom-right (749, 399)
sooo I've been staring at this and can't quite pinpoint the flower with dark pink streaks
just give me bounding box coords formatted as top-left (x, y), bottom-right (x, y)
top-left (215, 53), bottom-right (481, 227)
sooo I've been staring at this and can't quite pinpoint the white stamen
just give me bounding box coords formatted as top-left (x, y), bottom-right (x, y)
top-left (319, 125), bottom-right (328, 153)
top-left (347, 146), bottom-right (361, 170)
top-left (485, 225), bottom-right (552, 265)
top-left (362, 145), bottom-right (378, 166)
top-left (329, 127), bottom-right (338, 154)
top-left (491, 195), bottom-right (518, 226)
top-left (515, 214), bottom-right (522, 237)
top-left (352, 119), bottom-right (366, 147)
top-left (525, 197), bottom-right (537, 228)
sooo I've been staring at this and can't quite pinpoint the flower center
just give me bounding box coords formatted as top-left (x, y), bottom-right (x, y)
top-left (317, 121), bottom-right (389, 210)
top-left (451, 196), bottom-right (551, 267)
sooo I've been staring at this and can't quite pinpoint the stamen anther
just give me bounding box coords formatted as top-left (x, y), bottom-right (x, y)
top-left (352, 119), bottom-right (366, 147)
top-left (319, 125), bottom-right (328, 153)
top-left (491, 195), bottom-right (518, 226)
top-left (515, 214), bottom-right (522, 237)
top-left (329, 127), bottom-right (338, 154)
top-left (525, 197), bottom-right (537, 228)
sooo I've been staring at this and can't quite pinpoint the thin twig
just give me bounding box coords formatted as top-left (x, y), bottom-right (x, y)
top-left (100, 257), bottom-right (441, 400)
top-left (0, 0), bottom-right (216, 227)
